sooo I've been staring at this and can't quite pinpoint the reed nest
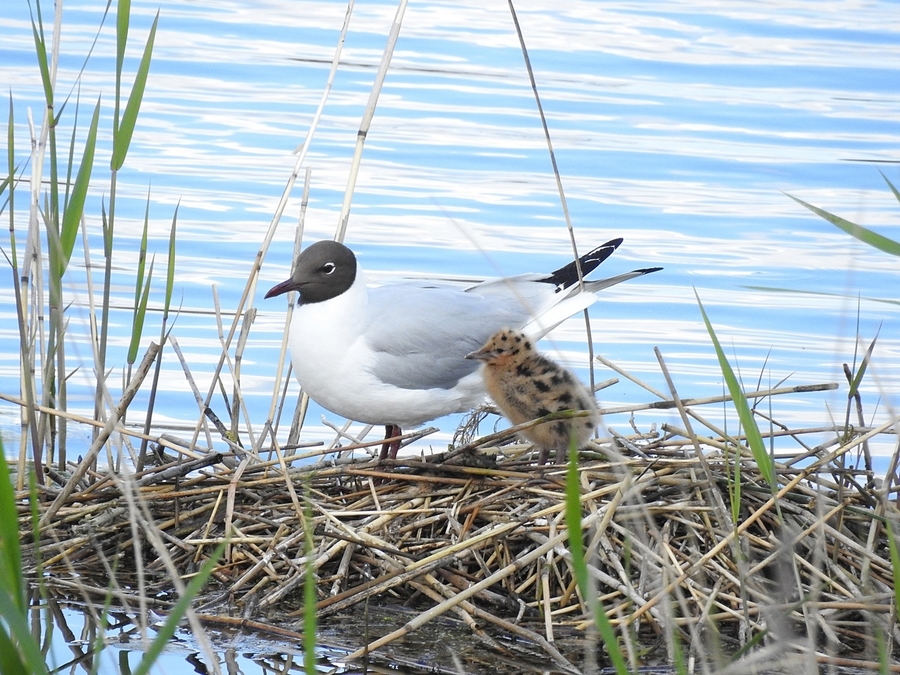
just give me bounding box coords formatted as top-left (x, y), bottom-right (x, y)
top-left (15, 380), bottom-right (900, 672)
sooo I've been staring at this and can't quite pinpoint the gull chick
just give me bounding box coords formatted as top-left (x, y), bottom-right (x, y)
top-left (466, 328), bottom-right (600, 464)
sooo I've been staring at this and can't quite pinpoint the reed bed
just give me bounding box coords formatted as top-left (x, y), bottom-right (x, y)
top-left (13, 378), bottom-right (900, 672)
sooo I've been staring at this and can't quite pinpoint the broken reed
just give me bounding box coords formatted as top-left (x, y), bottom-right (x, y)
top-left (13, 379), bottom-right (900, 673)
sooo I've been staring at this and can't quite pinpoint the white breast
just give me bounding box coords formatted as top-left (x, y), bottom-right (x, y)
top-left (286, 272), bottom-right (485, 427)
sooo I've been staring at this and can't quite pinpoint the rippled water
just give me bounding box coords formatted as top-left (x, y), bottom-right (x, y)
top-left (4, 0), bottom-right (900, 465)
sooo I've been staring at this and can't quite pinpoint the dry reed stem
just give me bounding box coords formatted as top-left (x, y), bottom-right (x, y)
top-left (12, 377), bottom-right (898, 668)
top-left (39, 343), bottom-right (160, 526)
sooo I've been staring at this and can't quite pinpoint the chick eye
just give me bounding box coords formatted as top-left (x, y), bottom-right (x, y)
top-left (322, 262), bottom-right (336, 275)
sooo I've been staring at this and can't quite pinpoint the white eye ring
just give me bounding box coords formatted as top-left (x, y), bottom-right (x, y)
top-left (322, 262), bottom-right (336, 275)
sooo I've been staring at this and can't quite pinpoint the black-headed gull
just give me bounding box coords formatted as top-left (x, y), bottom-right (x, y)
top-left (465, 328), bottom-right (600, 464)
top-left (265, 239), bottom-right (659, 460)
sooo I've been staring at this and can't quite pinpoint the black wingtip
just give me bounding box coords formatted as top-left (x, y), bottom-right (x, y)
top-left (540, 238), bottom-right (624, 290)
top-left (635, 267), bottom-right (663, 275)
top-left (600, 237), bottom-right (623, 250)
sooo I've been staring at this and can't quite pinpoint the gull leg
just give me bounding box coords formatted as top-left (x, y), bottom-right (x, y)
top-left (379, 424), bottom-right (402, 461)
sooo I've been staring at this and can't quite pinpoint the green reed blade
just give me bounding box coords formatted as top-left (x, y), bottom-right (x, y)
top-left (164, 203), bottom-right (178, 315)
top-left (28, 2), bottom-right (53, 107)
top-left (848, 328), bottom-right (879, 399)
top-left (303, 480), bottom-right (317, 675)
top-left (886, 521), bottom-right (900, 621)
top-left (695, 289), bottom-right (775, 489)
top-left (132, 538), bottom-right (227, 675)
top-left (881, 171), bottom-right (900, 206)
top-left (62, 91), bottom-right (81, 214)
top-left (58, 98), bottom-right (101, 279)
top-left (134, 194), bottom-right (150, 310)
top-left (112, 12), bottom-right (158, 171)
top-left (744, 285), bottom-right (900, 308)
top-left (788, 193), bottom-right (900, 258)
top-left (0, 625), bottom-right (29, 675)
top-left (0, 595), bottom-right (48, 675)
top-left (115, 0), bottom-right (131, 95)
top-left (731, 423), bottom-right (742, 524)
top-left (114, 0), bottom-right (130, 138)
top-left (128, 257), bottom-right (154, 366)
top-left (127, 200), bottom-right (151, 366)
top-left (0, 449), bottom-right (23, 614)
top-left (565, 439), bottom-right (629, 673)
top-left (4, 94), bottom-right (13, 213)
top-left (0, 442), bottom-right (49, 674)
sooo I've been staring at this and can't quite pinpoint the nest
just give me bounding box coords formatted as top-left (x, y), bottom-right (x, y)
top-left (20, 389), bottom-right (900, 673)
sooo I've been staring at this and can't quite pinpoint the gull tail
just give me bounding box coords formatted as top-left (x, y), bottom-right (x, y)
top-left (524, 262), bottom-right (662, 339)
top-left (583, 266), bottom-right (663, 293)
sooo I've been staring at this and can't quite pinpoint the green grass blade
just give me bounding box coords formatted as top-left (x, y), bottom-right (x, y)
top-left (671, 627), bottom-right (688, 675)
top-left (886, 520), bottom-right (900, 621)
top-left (27, 471), bottom-right (53, 668)
top-left (0, 449), bottom-right (24, 614)
top-left (743, 285), bottom-right (900, 308)
top-left (0, 172), bottom-right (11, 201)
top-left (62, 89), bottom-right (81, 215)
top-left (0, 594), bottom-right (48, 675)
top-left (731, 433), bottom-right (741, 525)
top-left (114, 0), bottom-right (130, 140)
top-left (4, 93), bottom-right (13, 212)
top-left (0, 626), bottom-right (30, 675)
top-left (112, 12), bottom-right (158, 171)
top-left (881, 171), bottom-right (900, 206)
top-left (787, 193), bottom-right (900, 258)
top-left (163, 204), bottom-right (178, 315)
top-left (848, 328), bottom-right (879, 399)
top-left (876, 626), bottom-right (890, 675)
top-left (128, 256), bottom-right (154, 365)
top-left (28, 2), bottom-right (54, 107)
top-left (565, 440), bottom-right (629, 673)
top-left (729, 623), bottom-right (769, 661)
top-left (303, 481), bottom-right (317, 674)
top-left (58, 98), bottom-right (101, 279)
top-left (0, 441), bottom-right (49, 674)
top-left (115, 0), bottom-right (131, 97)
top-left (134, 194), bottom-right (150, 310)
top-left (694, 289), bottom-right (775, 488)
top-left (128, 200), bottom-right (151, 365)
top-left (132, 539), bottom-right (227, 675)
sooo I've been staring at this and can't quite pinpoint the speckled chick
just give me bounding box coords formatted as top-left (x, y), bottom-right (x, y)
top-left (465, 328), bottom-right (600, 464)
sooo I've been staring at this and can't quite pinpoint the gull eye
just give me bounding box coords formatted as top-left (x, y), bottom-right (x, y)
top-left (322, 262), bottom-right (336, 275)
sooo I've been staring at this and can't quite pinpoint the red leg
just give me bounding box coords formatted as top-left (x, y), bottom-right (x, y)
top-left (379, 424), bottom-right (402, 461)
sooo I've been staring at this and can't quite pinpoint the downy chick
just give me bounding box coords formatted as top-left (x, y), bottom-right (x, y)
top-left (466, 328), bottom-right (599, 463)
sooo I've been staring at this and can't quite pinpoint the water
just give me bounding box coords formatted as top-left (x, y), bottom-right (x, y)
top-left (2, 0), bottom-right (899, 671)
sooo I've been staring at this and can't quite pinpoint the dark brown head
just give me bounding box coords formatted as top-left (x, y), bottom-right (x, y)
top-left (265, 240), bottom-right (357, 305)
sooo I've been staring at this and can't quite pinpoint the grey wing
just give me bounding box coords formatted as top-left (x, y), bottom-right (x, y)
top-left (363, 284), bottom-right (529, 390)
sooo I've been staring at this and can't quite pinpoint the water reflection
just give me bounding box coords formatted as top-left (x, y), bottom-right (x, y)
top-left (40, 593), bottom-right (586, 674)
